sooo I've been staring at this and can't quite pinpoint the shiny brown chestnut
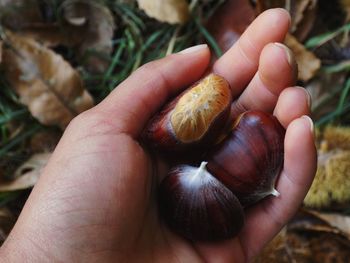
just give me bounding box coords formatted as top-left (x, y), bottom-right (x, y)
top-left (159, 162), bottom-right (244, 241)
top-left (207, 110), bottom-right (285, 207)
top-left (143, 74), bottom-right (232, 152)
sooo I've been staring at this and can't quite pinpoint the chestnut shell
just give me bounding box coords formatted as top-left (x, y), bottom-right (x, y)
top-left (159, 163), bottom-right (244, 241)
top-left (143, 74), bottom-right (232, 152)
top-left (207, 110), bottom-right (285, 207)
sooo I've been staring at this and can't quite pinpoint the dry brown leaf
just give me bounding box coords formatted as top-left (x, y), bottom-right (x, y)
top-left (137, 0), bottom-right (189, 24)
top-left (61, 0), bottom-right (116, 73)
top-left (285, 33), bottom-right (321, 81)
top-left (0, 153), bottom-right (51, 192)
top-left (0, 0), bottom-right (64, 46)
top-left (0, 0), bottom-right (116, 73)
top-left (21, 26), bottom-right (69, 48)
top-left (0, 0), bottom-right (47, 30)
top-left (256, 0), bottom-right (317, 42)
top-left (255, 210), bottom-right (350, 263)
top-left (291, 0), bottom-right (317, 41)
top-left (2, 31), bottom-right (94, 128)
top-left (341, 0), bottom-right (350, 21)
top-left (306, 73), bottom-right (345, 119)
top-left (30, 130), bottom-right (62, 153)
top-left (253, 229), bottom-right (292, 263)
top-left (314, 212), bottom-right (350, 237)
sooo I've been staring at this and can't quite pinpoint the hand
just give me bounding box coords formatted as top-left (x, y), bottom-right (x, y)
top-left (0, 8), bottom-right (316, 263)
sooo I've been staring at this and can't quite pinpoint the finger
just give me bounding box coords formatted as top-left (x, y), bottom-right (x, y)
top-left (213, 8), bottom-right (291, 96)
top-left (97, 44), bottom-right (211, 137)
top-left (274, 87), bottom-right (311, 128)
top-left (194, 238), bottom-right (245, 263)
top-left (231, 43), bottom-right (297, 118)
top-left (238, 116), bottom-right (317, 261)
top-left (194, 114), bottom-right (315, 262)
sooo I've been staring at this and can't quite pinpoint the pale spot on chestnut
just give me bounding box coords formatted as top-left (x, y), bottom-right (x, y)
top-left (171, 74), bottom-right (231, 143)
top-left (143, 73), bottom-right (232, 152)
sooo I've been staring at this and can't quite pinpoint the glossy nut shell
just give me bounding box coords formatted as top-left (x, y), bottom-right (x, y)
top-left (158, 162), bottom-right (245, 241)
top-left (143, 74), bottom-right (232, 152)
top-left (207, 110), bottom-right (285, 206)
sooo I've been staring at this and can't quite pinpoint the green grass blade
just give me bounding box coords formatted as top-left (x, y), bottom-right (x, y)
top-left (0, 125), bottom-right (40, 158)
top-left (195, 19), bottom-right (223, 57)
top-left (337, 77), bottom-right (350, 112)
top-left (322, 60), bottom-right (350, 73)
top-left (0, 109), bottom-right (28, 125)
top-left (305, 23), bottom-right (350, 49)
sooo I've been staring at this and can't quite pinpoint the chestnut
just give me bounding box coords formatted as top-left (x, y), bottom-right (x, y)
top-left (206, 110), bottom-right (285, 206)
top-left (143, 74), bottom-right (232, 152)
top-left (159, 162), bottom-right (245, 241)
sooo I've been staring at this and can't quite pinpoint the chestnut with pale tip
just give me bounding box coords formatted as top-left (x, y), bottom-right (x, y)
top-left (143, 74), bottom-right (232, 152)
top-left (158, 161), bottom-right (245, 241)
top-left (206, 110), bottom-right (285, 207)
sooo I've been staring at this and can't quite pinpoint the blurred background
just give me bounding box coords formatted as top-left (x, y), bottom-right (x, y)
top-left (0, 0), bottom-right (350, 261)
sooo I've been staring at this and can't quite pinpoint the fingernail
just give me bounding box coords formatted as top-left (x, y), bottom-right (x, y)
top-left (295, 86), bottom-right (312, 109)
top-left (179, 44), bottom-right (208, 54)
top-left (305, 88), bottom-right (312, 109)
top-left (274, 42), bottom-right (294, 66)
top-left (301, 115), bottom-right (314, 134)
top-left (285, 9), bottom-right (292, 28)
top-left (273, 8), bottom-right (292, 29)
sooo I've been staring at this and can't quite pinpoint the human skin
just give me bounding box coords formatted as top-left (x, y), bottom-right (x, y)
top-left (0, 9), bottom-right (317, 263)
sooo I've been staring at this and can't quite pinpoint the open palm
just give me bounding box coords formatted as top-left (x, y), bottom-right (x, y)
top-left (1, 9), bottom-right (316, 263)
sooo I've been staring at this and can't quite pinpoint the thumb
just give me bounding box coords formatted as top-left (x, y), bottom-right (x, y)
top-left (96, 44), bottom-right (211, 137)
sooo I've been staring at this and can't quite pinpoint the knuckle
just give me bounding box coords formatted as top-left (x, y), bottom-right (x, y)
top-left (68, 110), bottom-right (91, 128)
top-left (67, 108), bottom-right (118, 137)
top-left (135, 60), bottom-right (160, 76)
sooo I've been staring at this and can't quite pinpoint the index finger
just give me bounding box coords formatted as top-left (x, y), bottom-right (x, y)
top-left (213, 8), bottom-right (291, 96)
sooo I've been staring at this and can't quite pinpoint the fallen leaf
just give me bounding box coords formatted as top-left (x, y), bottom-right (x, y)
top-left (289, 209), bottom-right (347, 235)
top-left (30, 130), bottom-right (62, 153)
top-left (0, 0), bottom-right (59, 47)
top-left (306, 72), bottom-right (345, 119)
top-left (137, 0), bottom-right (189, 24)
top-left (255, 0), bottom-right (317, 41)
top-left (20, 26), bottom-right (69, 48)
top-left (252, 229), bottom-right (291, 263)
top-left (283, 0), bottom-right (318, 41)
top-left (61, 0), bottom-right (116, 73)
top-left (285, 33), bottom-right (321, 81)
top-left (255, 209), bottom-right (350, 263)
top-left (0, 0), bottom-right (49, 30)
top-left (0, 0), bottom-right (116, 73)
top-left (313, 212), bottom-right (350, 236)
top-left (0, 153), bottom-right (51, 192)
top-left (2, 31), bottom-right (94, 128)
top-left (340, 0), bottom-right (350, 21)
